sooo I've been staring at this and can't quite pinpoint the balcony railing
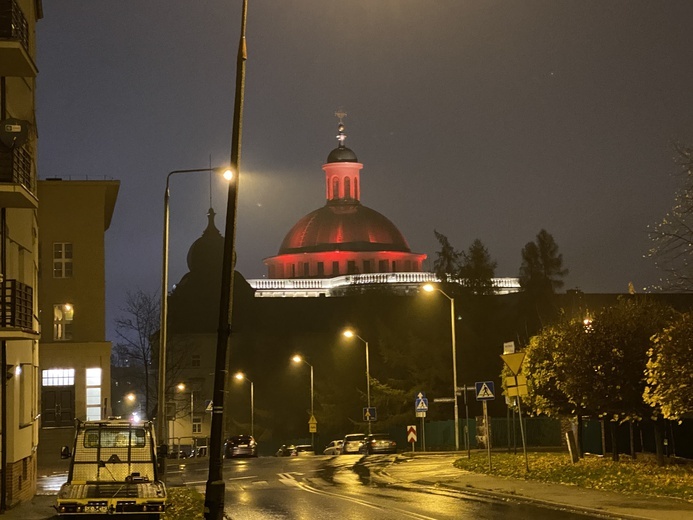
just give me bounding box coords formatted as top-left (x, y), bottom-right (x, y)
top-left (0, 0), bottom-right (29, 54)
top-left (1, 279), bottom-right (33, 331)
top-left (0, 143), bottom-right (33, 192)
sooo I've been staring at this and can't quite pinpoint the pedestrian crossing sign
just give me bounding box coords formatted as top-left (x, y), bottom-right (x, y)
top-left (475, 381), bottom-right (495, 401)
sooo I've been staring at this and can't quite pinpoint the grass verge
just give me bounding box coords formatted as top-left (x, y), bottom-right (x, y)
top-left (453, 451), bottom-right (693, 502)
top-left (162, 487), bottom-right (205, 520)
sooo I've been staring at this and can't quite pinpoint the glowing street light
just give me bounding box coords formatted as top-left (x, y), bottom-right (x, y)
top-left (292, 355), bottom-right (315, 448)
top-left (234, 372), bottom-right (254, 437)
top-left (342, 329), bottom-right (372, 434)
top-left (422, 283), bottom-right (461, 452)
top-left (158, 166), bottom-right (232, 456)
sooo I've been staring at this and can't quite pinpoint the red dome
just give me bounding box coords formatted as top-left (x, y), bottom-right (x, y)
top-left (278, 201), bottom-right (412, 254)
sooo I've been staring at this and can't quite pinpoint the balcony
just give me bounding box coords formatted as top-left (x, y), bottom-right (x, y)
top-left (0, 0), bottom-right (37, 77)
top-left (0, 143), bottom-right (37, 208)
top-left (1, 279), bottom-right (38, 339)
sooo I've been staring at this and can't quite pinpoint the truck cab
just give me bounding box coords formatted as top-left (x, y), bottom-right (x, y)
top-left (55, 419), bottom-right (167, 517)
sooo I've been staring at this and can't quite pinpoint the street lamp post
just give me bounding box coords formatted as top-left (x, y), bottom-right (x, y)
top-left (234, 372), bottom-right (254, 437)
top-left (342, 330), bottom-right (372, 435)
top-left (423, 284), bottom-right (460, 452)
top-left (158, 167), bottom-right (231, 456)
top-left (292, 355), bottom-right (314, 448)
top-left (205, 0), bottom-right (249, 518)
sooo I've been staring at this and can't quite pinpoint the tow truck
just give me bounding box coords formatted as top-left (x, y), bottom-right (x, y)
top-left (55, 419), bottom-right (167, 518)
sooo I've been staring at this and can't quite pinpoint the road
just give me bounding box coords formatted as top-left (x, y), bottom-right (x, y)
top-left (168, 454), bottom-right (598, 519)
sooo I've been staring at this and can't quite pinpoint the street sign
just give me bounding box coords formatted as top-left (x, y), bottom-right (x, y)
top-left (416, 411), bottom-right (426, 418)
top-left (501, 352), bottom-right (526, 375)
top-left (503, 341), bottom-right (516, 354)
top-left (475, 381), bottom-right (495, 401)
top-left (407, 425), bottom-right (417, 443)
top-left (434, 397), bottom-right (455, 403)
top-left (505, 374), bottom-right (528, 396)
top-left (205, 400), bottom-right (213, 412)
top-left (363, 407), bottom-right (377, 422)
top-left (415, 392), bottom-right (429, 412)
top-left (308, 415), bottom-right (318, 433)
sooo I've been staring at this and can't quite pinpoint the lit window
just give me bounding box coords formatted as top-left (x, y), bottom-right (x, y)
top-left (42, 368), bottom-right (75, 386)
top-left (53, 243), bottom-right (73, 278)
top-left (86, 368), bottom-right (102, 421)
top-left (54, 303), bottom-right (74, 341)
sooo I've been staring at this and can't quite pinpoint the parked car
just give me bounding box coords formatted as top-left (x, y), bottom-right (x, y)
top-left (323, 440), bottom-right (343, 455)
top-left (294, 444), bottom-right (314, 456)
top-left (366, 433), bottom-right (397, 454)
top-left (224, 435), bottom-right (258, 458)
top-left (275, 444), bottom-right (296, 457)
top-left (340, 433), bottom-right (367, 454)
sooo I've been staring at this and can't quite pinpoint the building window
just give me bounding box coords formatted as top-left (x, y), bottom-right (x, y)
top-left (317, 262), bottom-right (324, 276)
top-left (191, 354), bottom-right (201, 368)
top-left (404, 260), bottom-right (412, 271)
top-left (19, 363), bottom-right (33, 426)
top-left (363, 260), bottom-right (372, 274)
top-left (54, 303), bottom-right (74, 340)
top-left (378, 260), bottom-right (388, 272)
top-left (303, 262), bottom-right (309, 277)
top-left (332, 178), bottom-right (339, 199)
top-left (86, 368), bottom-right (102, 421)
top-left (354, 178), bottom-right (359, 199)
top-left (290, 264), bottom-right (296, 277)
top-left (347, 261), bottom-right (357, 274)
top-left (332, 261), bottom-right (339, 275)
top-left (53, 243), bottom-right (73, 278)
top-left (193, 416), bottom-right (202, 434)
top-left (344, 177), bottom-right (351, 199)
top-left (392, 261), bottom-right (397, 272)
top-left (42, 368), bottom-right (75, 386)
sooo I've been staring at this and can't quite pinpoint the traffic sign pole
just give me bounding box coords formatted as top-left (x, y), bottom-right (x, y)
top-left (483, 400), bottom-right (492, 471)
top-left (516, 395), bottom-right (530, 472)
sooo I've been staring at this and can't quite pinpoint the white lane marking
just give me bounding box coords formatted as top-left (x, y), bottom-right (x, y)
top-left (279, 473), bottom-right (438, 520)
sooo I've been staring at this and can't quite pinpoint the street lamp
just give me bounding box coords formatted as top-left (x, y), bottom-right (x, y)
top-left (234, 372), bottom-right (254, 437)
top-left (157, 166), bottom-right (232, 452)
top-left (342, 329), bottom-right (372, 434)
top-left (292, 355), bottom-right (314, 448)
top-left (423, 283), bottom-right (460, 452)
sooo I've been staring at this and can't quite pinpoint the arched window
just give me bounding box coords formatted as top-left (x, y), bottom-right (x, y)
top-left (354, 178), bottom-right (359, 200)
top-left (344, 177), bottom-right (351, 199)
top-left (332, 178), bottom-right (339, 200)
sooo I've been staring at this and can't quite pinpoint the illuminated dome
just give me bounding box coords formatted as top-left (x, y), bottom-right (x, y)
top-left (278, 202), bottom-right (411, 254)
top-left (264, 117), bottom-right (426, 279)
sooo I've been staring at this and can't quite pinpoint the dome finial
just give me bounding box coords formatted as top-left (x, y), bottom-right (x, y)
top-left (335, 109), bottom-right (347, 148)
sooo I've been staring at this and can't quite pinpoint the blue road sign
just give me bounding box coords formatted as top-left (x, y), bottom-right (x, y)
top-left (415, 392), bottom-right (429, 412)
top-left (475, 381), bottom-right (496, 401)
top-left (363, 407), bottom-right (377, 422)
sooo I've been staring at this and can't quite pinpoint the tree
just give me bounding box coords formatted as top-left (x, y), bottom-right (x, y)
top-left (519, 229), bottom-right (568, 293)
top-left (114, 289), bottom-right (160, 419)
top-left (433, 230), bottom-right (462, 283)
top-left (459, 239), bottom-right (497, 295)
top-left (649, 143), bottom-right (693, 291)
top-left (645, 311), bottom-right (693, 420)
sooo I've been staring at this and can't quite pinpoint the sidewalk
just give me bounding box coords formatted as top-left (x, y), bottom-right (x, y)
top-left (373, 453), bottom-right (693, 520)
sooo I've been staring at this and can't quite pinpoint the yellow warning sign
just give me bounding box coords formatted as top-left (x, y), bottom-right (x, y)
top-left (501, 352), bottom-right (526, 375)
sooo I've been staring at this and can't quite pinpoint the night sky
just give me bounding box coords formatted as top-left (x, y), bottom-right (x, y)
top-left (36, 1), bottom-right (693, 340)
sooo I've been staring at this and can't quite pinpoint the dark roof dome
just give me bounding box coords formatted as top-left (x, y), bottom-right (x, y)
top-left (278, 202), bottom-right (412, 254)
top-left (187, 208), bottom-right (223, 272)
top-left (327, 145), bottom-right (358, 163)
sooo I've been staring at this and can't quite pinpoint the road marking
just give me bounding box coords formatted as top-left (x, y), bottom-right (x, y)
top-left (280, 474), bottom-right (437, 520)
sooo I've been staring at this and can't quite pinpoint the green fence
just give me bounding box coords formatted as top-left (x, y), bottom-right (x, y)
top-left (400, 416), bottom-right (562, 452)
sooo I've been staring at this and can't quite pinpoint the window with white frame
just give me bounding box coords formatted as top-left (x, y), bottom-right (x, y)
top-left (86, 368), bottom-right (102, 421)
top-left (53, 303), bottom-right (74, 341)
top-left (42, 368), bottom-right (75, 386)
top-left (193, 416), bottom-right (202, 434)
top-left (53, 243), bottom-right (73, 278)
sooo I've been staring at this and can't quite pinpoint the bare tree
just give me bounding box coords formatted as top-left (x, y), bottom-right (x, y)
top-left (114, 289), bottom-right (159, 419)
top-left (649, 143), bottom-right (693, 291)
